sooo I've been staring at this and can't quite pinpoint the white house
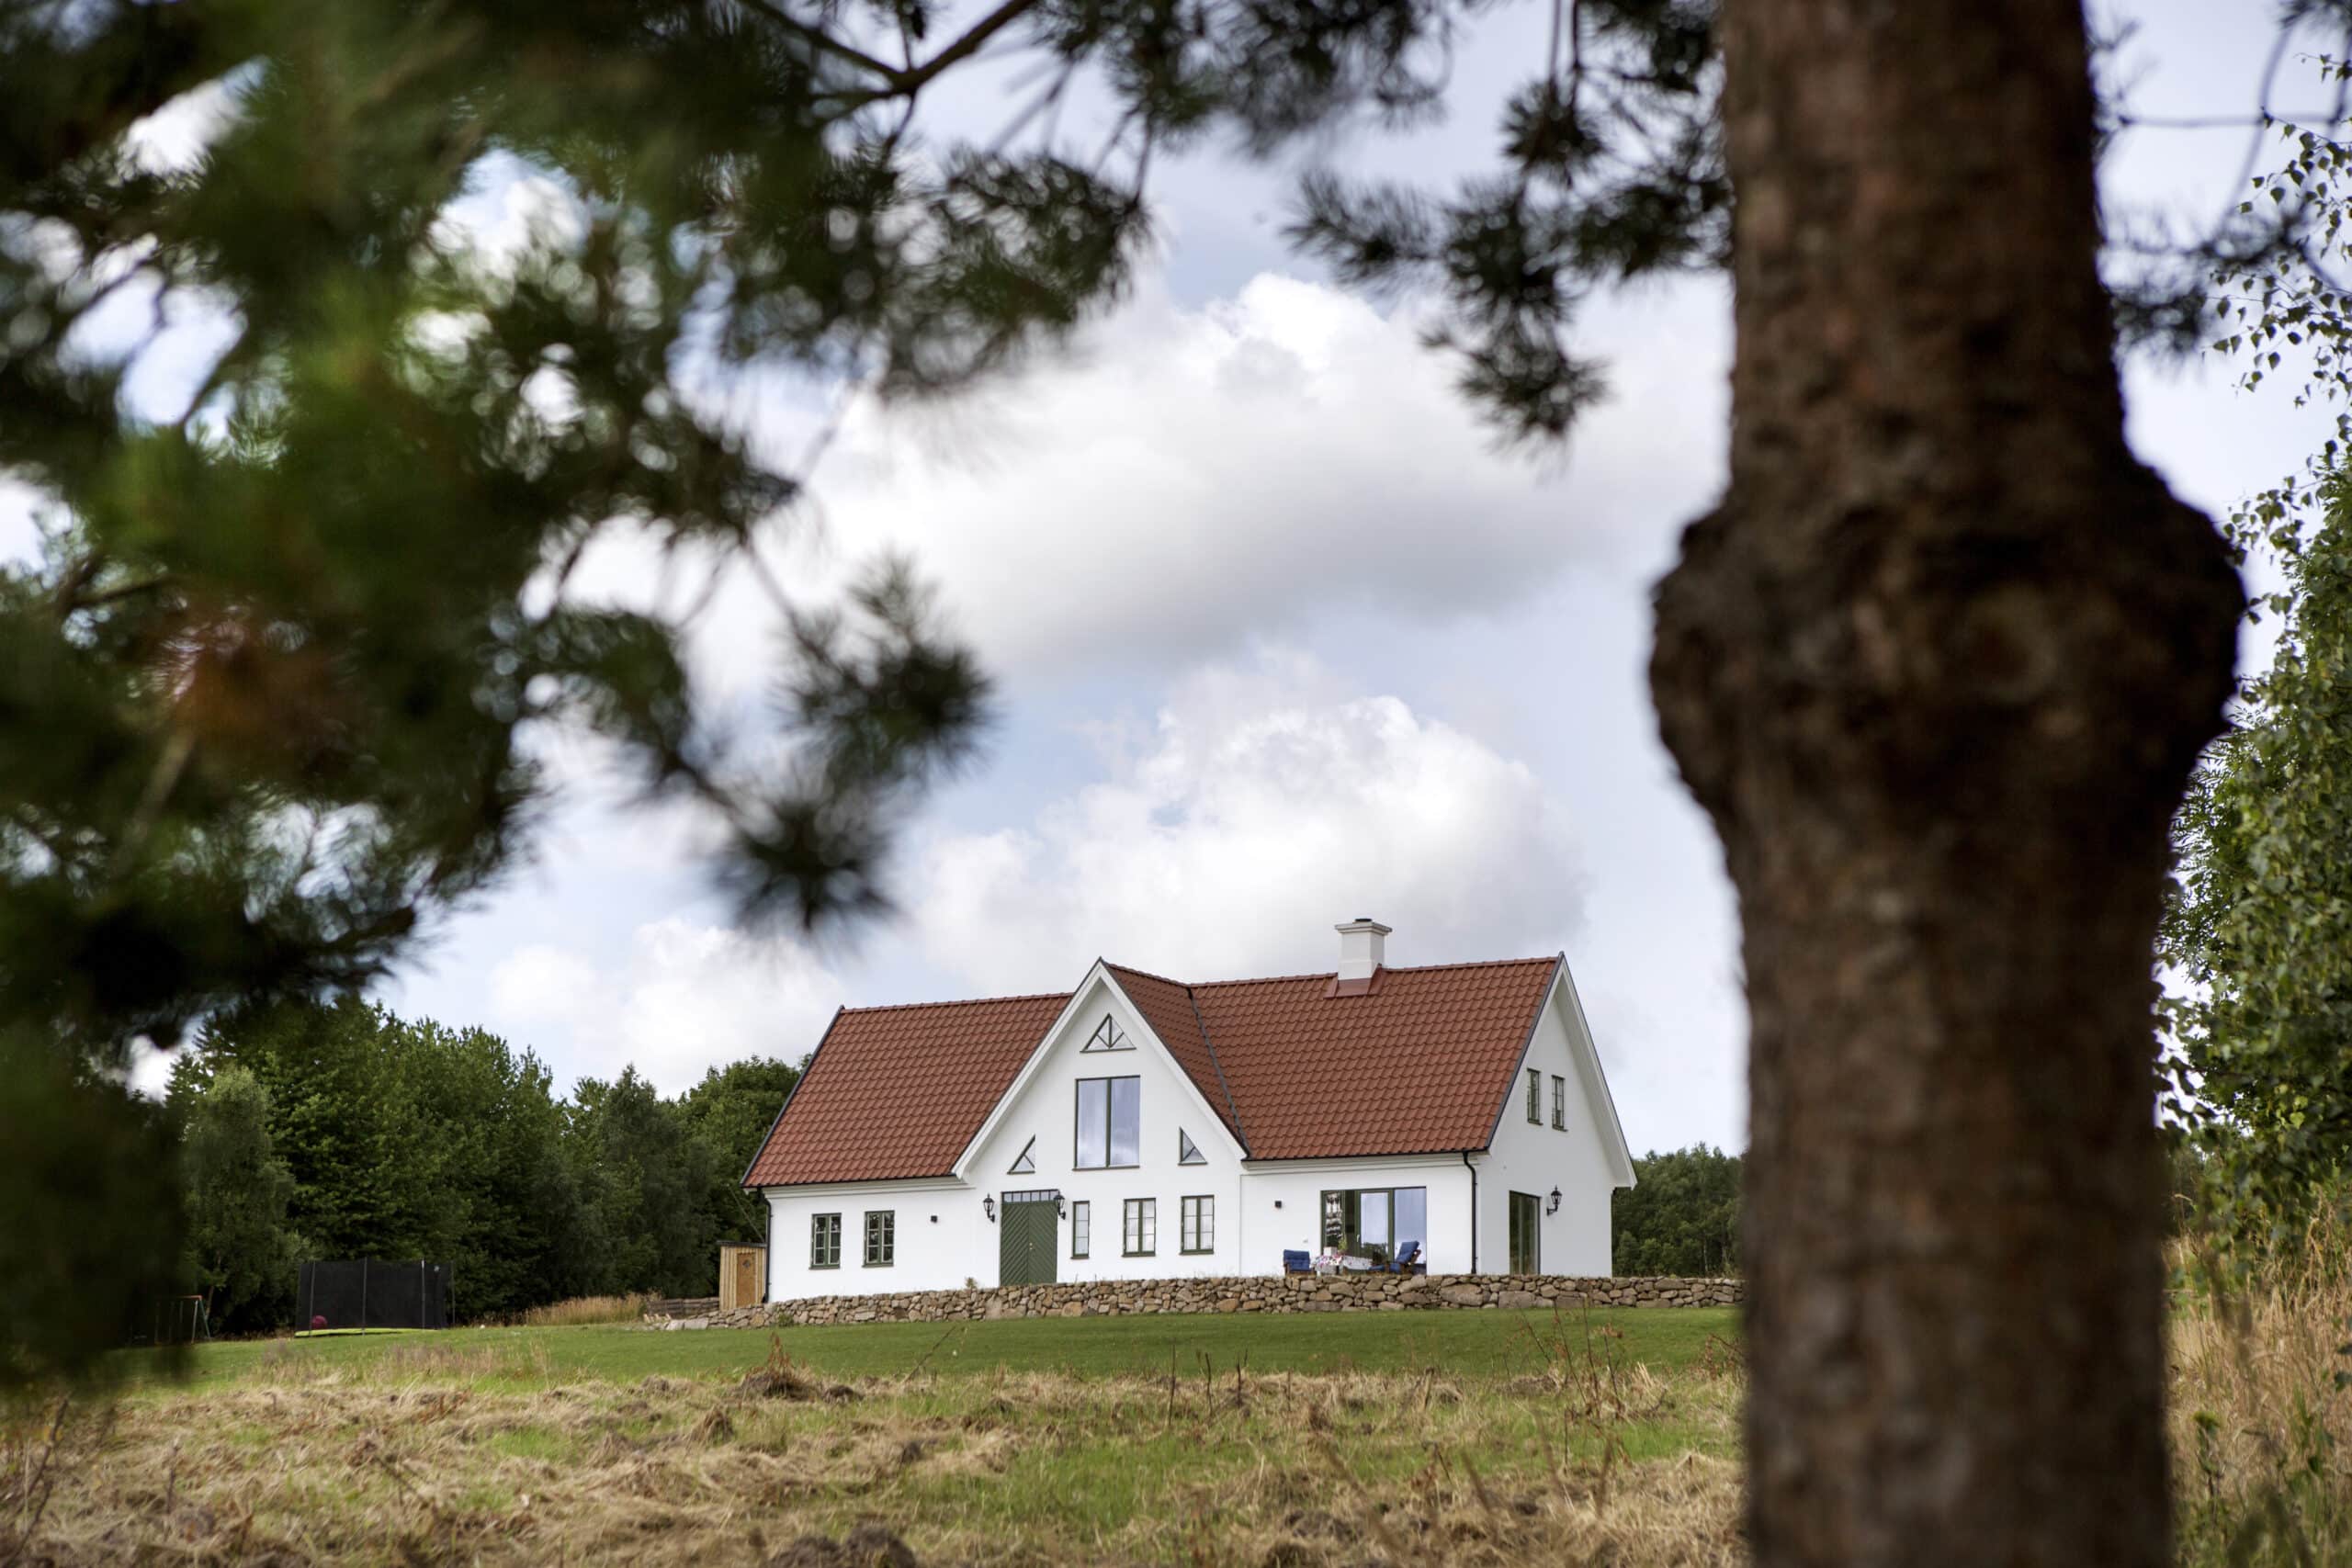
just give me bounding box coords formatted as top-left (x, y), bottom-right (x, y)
top-left (742, 920), bottom-right (1634, 1300)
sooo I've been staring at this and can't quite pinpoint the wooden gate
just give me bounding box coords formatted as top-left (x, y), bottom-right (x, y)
top-left (718, 1244), bottom-right (766, 1311)
top-left (999, 1196), bottom-right (1058, 1286)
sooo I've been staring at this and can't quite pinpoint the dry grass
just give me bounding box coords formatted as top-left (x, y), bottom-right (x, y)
top-left (6, 1327), bottom-right (1746, 1566)
top-left (22, 1256), bottom-right (2352, 1564)
top-left (2170, 1207), bottom-right (2352, 1566)
top-left (516, 1293), bottom-right (651, 1328)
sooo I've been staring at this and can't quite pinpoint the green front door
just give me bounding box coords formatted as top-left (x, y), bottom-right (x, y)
top-left (1508, 1190), bottom-right (1540, 1274)
top-left (1000, 1198), bottom-right (1058, 1285)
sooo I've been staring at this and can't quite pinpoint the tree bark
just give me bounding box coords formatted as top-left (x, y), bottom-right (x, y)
top-left (1650, 3), bottom-right (2243, 1564)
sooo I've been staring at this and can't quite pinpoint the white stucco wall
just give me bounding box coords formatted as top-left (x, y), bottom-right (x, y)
top-left (764, 1179), bottom-right (982, 1298)
top-left (959, 973), bottom-right (1248, 1282)
top-left (1476, 976), bottom-right (1629, 1275)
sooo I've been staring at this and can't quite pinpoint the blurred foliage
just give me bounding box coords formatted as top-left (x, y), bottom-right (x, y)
top-left (0, 1031), bottom-right (185, 1389)
top-left (1611, 1144), bottom-right (1738, 1278)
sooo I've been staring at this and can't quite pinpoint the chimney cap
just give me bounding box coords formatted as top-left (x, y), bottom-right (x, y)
top-left (1335, 917), bottom-right (1393, 934)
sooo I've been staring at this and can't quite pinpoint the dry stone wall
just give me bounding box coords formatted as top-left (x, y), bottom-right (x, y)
top-left (652, 1272), bottom-right (1739, 1329)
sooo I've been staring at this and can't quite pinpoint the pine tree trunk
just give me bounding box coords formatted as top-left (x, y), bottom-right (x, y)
top-left (1650, 3), bottom-right (2243, 1562)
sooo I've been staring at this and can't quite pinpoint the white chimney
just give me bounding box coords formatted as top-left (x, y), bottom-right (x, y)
top-left (1335, 917), bottom-right (1392, 983)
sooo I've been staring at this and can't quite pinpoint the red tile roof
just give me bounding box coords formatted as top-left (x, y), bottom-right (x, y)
top-left (1103, 964), bottom-right (1245, 1145)
top-left (1188, 957), bottom-right (1560, 1157)
top-left (741, 992), bottom-right (1070, 1187)
top-left (743, 955), bottom-right (1563, 1186)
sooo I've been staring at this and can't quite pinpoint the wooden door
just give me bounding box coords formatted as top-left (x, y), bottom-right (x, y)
top-left (999, 1201), bottom-right (1057, 1285)
top-left (735, 1247), bottom-right (762, 1307)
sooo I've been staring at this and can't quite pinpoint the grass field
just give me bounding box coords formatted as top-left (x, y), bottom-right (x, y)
top-left (120, 1304), bottom-right (1741, 1393)
top-left (13, 1306), bottom-right (1747, 1565)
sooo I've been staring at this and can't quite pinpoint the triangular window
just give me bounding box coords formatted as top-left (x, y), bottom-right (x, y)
top-left (1082, 1013), bottom-right (1131, 1052)
top-left (1178, 1129), bottom-right (1204, 1166)
top-left (1008, 1136), bottom-right (1036, 1175)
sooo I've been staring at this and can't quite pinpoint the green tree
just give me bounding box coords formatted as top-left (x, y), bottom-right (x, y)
top-left (185, 998), bottom-right (600, 1320)
top-left (1611, 1145), bottom-right (1739, 1278)
top-left (2165, 476), bottom-right (2352, 1237)
top-left (567, 1067), bottom-right (717, 1297)
top-left (678, 1055), bottom-right (803, 1246)
top-left (178, 1066), bottom-right (300, 1331)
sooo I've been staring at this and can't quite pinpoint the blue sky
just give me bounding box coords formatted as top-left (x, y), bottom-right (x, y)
top-left (17, 3), bottom-right (2333, 1156)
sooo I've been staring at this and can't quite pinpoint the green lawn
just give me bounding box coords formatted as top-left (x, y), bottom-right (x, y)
top-left (123, 1303), bottom-right (1739, 1394)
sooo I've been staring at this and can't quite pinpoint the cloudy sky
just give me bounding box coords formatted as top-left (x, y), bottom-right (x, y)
top-left (33, 4), bottom-right (2335, 1155)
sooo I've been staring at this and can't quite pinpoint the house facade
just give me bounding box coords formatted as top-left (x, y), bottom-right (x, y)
top-left (742, 920), bottom-right (1634, 1301)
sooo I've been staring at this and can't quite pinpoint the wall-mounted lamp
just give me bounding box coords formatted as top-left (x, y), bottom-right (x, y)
top-left (1272, 1200), bottom-right (1283, 1210)
top-left (1546, 1187), bottom-right (1562, 1216)
top-left (983, 1196), bottom-right (996, 1223)
top-left (930, 1214), bottom-right (939, 1224)
top-left (1057, 1198), bottom-right (1067, 1219)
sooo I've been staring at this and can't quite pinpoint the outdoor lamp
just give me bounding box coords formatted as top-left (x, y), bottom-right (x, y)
top-left (1057, 1197), bottom-right (1067, 1219)
top-left (1547, 1187), bottom-right (1562, 1215)
top-left (984, 1196), bottom-right (996, 1223)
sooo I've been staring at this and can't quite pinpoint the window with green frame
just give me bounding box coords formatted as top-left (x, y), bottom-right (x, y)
top-left (1551, 1074), bottom-right (1566, 1130)
top-left (1180, 1195), bottom-right (1214, 1254)
top-left (863, 1210), bottom-right (894, 1267)
top-left (810, 1213), bottom-right (842, 1269)
top-left (1526, 1066), bottom-right (1541, 1122)
top-left (1071, 1200), bottom-right (1091, 1258)
top-left (1319, 1187), bottom-right (1428, 1265)
top-left (1123, 1198), bottom-right (1156, 1255)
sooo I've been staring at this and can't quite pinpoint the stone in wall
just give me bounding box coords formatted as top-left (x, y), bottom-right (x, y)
top-left (649, 1271), bottom-right (1741, 1330)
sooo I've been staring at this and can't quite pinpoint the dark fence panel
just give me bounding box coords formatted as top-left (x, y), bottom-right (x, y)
top-left (297, 1260), bottom-right (451, 1331)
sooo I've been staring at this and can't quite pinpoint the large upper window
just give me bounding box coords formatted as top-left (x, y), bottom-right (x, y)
top-left (1075, 1076), bottom-right (1140, 1168)
top-left (1321, 1187), bottom-right (1428, 1266)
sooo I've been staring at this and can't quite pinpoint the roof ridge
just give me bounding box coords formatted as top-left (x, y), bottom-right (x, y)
top-left (1189, 954), bottom-right (1559, 989)
top-left (1102, 960), bottom-right (1190, 988)
top-left (838, 989), bottom-right (1071, 1016)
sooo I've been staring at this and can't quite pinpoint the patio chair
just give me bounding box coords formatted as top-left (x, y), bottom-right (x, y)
top-left (1385, 1241), bottom-right (1421, 1274)
top-left (1283, 1249), bottom-right (1313, 1274)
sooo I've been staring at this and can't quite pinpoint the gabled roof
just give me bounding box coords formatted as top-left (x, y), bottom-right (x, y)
top-left (744, 953), bottom-right (1577, 1187)
top-left (741, 991), bottom-right (1069, 1187)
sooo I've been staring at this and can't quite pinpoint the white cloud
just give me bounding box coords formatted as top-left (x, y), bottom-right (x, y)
top-left (487, 917), bottom-right (842, 1092)
top-left (909, 649), bottom-right (1584, 990)
top-left (776, 273), bottom-right (1665, 680)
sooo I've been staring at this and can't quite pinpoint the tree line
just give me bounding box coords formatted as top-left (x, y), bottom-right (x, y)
top-left (167, 998), bottom-right (799, 1334)
top-left (1611, 1145), bottom-right (1742, 1279)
